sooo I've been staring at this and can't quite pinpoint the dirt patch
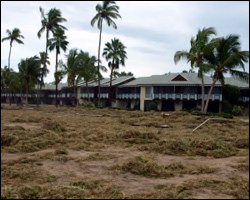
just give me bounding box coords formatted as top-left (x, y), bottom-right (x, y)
top-left (4, 123), bottom-right (41, 130)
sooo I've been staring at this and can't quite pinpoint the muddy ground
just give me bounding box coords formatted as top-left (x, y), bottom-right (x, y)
top-left (1, 105), bottom-right (249, 199)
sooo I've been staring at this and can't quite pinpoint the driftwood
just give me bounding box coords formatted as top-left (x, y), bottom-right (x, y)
top-left (75, 113), bottom-right (103, 117)
top-left (131, 123), bottom-right (170, 128)
top-left (192, 118), bottom-right (228, 132)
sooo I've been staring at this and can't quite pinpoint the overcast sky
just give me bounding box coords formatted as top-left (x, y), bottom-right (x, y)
top-left (1, 1), bottom-right (249, 83)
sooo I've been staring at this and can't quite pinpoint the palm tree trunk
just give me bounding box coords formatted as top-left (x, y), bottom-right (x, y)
top-left (20, 87), bottom-right (23, 106)
top-left (8, 88), bottom-right (11, 106)
top-left (74, 85), bottom-right (77, 106)
top-left (8, 43), bottom-right (12, 69)
top-left (204, 78), bottom-right (217, 113)
top-left (55, 52), bottom-right (58, 107)
top-left (97, 19), bottom-right (103, 107)
top-left (39, 29), bottom-right (49, 105)
top-left (201, 76), bottom-right (205, 112)
top-left (109, 67), bottom-right (114, 107)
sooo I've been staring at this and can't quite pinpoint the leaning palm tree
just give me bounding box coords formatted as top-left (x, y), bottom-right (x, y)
top-left (91, 1), bottom-right (121, 107)
top-left (174, 27), bottom-right (217, 112)
top-left (48, 28), bottom-right (69, 107)
top-left (103, 38), bottom-right (127, 106)
top-left (2, 28), bottom-right (24, 69)
top-left (18, 57), bottom-right (41, 107)
top-left (37, 6), bottom-right (67, 104)
top-left (203, 34), bottom-right (249, 113)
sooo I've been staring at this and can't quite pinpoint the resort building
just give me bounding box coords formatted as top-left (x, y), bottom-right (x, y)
top-left (1, 73), bottom-right (249, 112)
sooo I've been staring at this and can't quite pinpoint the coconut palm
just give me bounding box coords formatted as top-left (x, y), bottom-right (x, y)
top-left (78, 51), bottom-right (98, 102)
top-left (174, 27), bottom-right (217, 112)
top-left (91, 1), bottom-right (121, 107)
top-left (203, 34), bottom-right (249, 113)
top-left (62, 49), bottom-right (81, 106)
top-left (103, 38), bottom-right (127, 106)
top-left (37, 6), bottom-right (67, 104)
top-left (48, 28), bottom-right (69, 107)
top-left (18, 57), bottom-right (41, 107)
top-left (2, 28), bottom-right (24, 69)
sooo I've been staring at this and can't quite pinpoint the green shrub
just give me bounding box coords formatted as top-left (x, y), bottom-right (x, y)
top-left (81, 102), bottom-right (95, 108)
top-left (222, 100), bottom-right (233, 114)
top-left (148, 101), bottom-right (158, 111)
top-left (232, 105), bottom-right (243, 116)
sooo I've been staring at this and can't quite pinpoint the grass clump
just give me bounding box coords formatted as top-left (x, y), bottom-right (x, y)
top-left (42, 120), bottom-right (66, 132)
top-left (54, 148), bottom-right (69, 155)
top-left (1, 134), bottom-right (18, 147)
top-left (113, 156), bottom-right (217, 178)
top-left (231, 157), bottom-right (249, 171)
top-left (113, 156), bottom-right (174, 178)
top-left (120, 130), bottom-right (160, 144)
top-left (147, 138), bottom-right (238, 158)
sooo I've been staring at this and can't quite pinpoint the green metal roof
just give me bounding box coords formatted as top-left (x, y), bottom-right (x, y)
top-left (119, 73), bottom-right (249, 88)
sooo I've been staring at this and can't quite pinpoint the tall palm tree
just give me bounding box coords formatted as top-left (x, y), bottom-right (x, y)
top-left (203, 34), bottom-right (249, 113)
top-left (103, 38), bottom-right (127, 106)
top-left (48, 28), bottom-right (69, 107)
top-left (18, 57), bottom-right (41, 107)
top-left (174, 27), bottom-right (217, 112)
top-left (91, 1), bottom-right (121, 107)
top-left (2, 28), bottom-right (24, 69)
top-left (37, 7), bottom-right (67, 104)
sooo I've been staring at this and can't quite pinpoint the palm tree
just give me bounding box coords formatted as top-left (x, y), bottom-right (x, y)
top-left (18, 57), bottom-right (41, 107)
top-left (1, 66), bottom-right (15, 105)
top-left (48, 28), bottom-right (69, 107)
top-left (2, 28), bottom-right (24, 69)
top-left (174, 27), bottom-right (217, 112)
top-left (103, 38), bottom-right (127, 106)
top-left (78, 51), bottom-right (98, 102)
top-left (62, 49), bottom-right (81, 106)
top-left (203, 34), bottom-right (249, 113)
top-left (91, 1), bottom-right (121, 107)
top-left (37, 52), bottom-right (50, 105)
top-left (37, 6), bottom-right (67, 104)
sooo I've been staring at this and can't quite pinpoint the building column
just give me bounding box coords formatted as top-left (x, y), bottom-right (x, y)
top-left (157, 100), bottom-right (162, 111)
top-left (140, 86), bottom-right (146, 111)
